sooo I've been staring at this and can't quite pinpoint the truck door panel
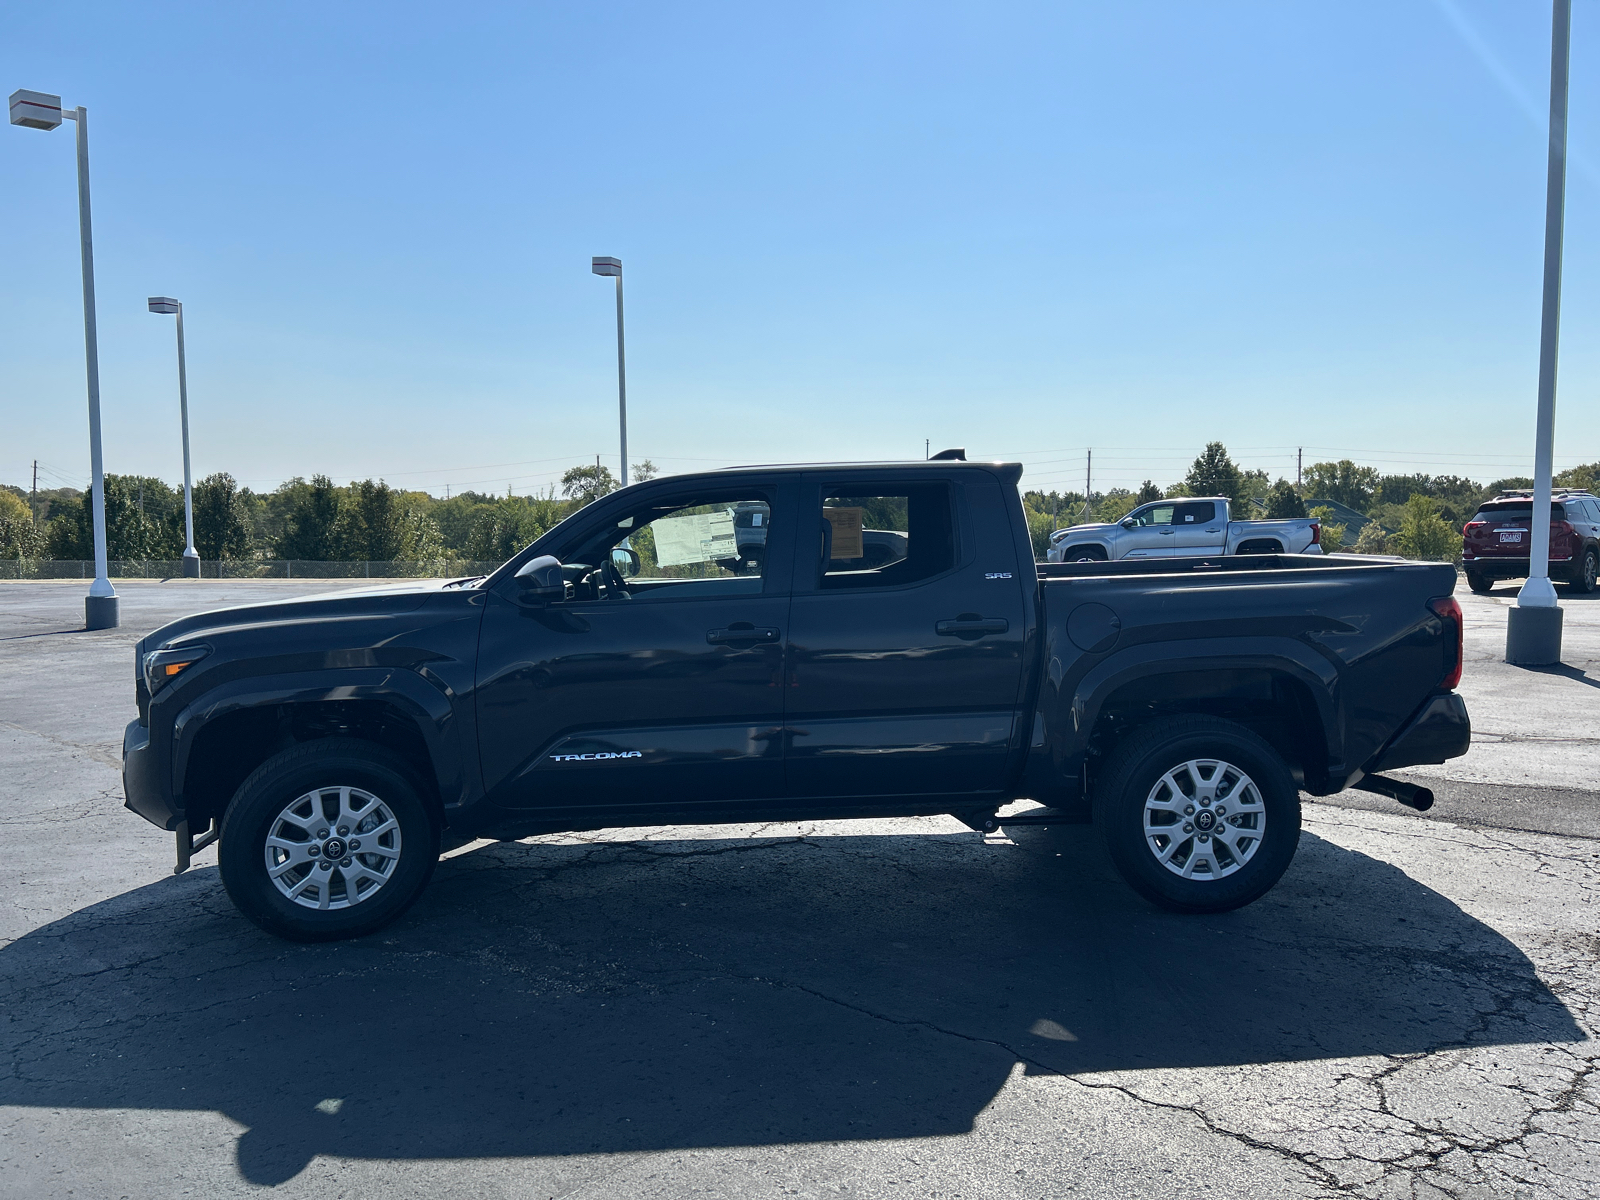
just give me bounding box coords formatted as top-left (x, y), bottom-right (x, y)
top-left (1171, 500), bottom-right (1226, 555)
top-left (784, 474), bottom-right (1026, 800)
top-left (476, 483), bottom-right (793, 811)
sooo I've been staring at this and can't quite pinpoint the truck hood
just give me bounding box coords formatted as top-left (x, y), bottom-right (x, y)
top-left (1056, 522), bottom-right (1117, 536)
top-left (136, 578), bottom-right (476, 655)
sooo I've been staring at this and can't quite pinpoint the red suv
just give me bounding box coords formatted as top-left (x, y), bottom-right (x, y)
top-left (1461, 489), bottom-right (1600, 594)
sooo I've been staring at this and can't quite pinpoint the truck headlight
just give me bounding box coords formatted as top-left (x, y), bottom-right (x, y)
top-left (142, 645), bottom-right (210, 695)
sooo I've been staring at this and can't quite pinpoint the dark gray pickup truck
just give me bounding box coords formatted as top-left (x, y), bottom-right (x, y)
top-left (123, 458), bottom-right (1469, 941)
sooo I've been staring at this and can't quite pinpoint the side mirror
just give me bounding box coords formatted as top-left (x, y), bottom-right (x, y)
top-left (514, 554), bottom-right (565, 602)
top-left (610, 547), bottom-right (641, 577)
top-left (1121, 518), bottom-right (1137, 529)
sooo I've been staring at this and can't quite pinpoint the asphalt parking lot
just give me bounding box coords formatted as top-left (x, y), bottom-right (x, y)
top-left (2, 579), bottom-right (1596, 1199)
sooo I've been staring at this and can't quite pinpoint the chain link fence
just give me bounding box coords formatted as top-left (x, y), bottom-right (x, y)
top-left (0, 560), bottom-right (505, 581)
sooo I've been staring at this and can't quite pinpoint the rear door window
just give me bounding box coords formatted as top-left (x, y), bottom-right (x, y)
top-left (814, 483), bottom-right (957, 589)
top-left (1173, 501), bottom-right (1216, 524)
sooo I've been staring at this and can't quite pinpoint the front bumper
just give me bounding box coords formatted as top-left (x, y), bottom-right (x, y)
top-left (123, 718), bottom-right (181, 831)
top-left (1369, 693), bottom-right (1471, 772)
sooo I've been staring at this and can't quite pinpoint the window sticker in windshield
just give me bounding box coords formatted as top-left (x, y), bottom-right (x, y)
top-left (653, 509), bottom-right (737, 567)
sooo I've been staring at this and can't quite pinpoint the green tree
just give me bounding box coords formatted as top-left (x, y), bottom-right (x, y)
top-left (465, 498), bottom-right (560, 562)
top-left (1393, 494), bottom-right (1459, 562)
top-left (631, 460), bottom-right (660, 483)
top-left (274, 475), bottom-right (343, 559)
top-left (1183, 442), bottom-right (1245, 509)
top-left (334, 480), bottom-right (442, 561)
top-left (561, 464), bottom-right (618, 505)
top-left (1303, 460), bottom-right (1380, 512)
top-left (0, 490), bottom-right (44, 558)
top-left (1265, 479), bottom-right (1306, 519)
top-left (193, 472), bottom-right (252, 561)
top-left (1352, 523), bottom-right (1392, 555)
top-left (1136, 480), bottom-right (1162, 505)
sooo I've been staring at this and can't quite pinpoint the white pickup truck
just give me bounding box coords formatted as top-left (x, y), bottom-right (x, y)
top-left (1046, 496), bottom-right (1322, 562)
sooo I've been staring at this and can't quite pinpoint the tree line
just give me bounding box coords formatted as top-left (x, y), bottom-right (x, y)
top-left (0, 460), bottom-right (652, 563)
top-left (6, 446), bottom-right (1596, 565)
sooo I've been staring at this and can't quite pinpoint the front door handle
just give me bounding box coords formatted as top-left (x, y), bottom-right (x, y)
top-left (1159, 529), bottom-right (1176, 535)
top-left (936, 617), bottom-right (1010, 637)
top-left (707, 625), bottom-right (781, 644)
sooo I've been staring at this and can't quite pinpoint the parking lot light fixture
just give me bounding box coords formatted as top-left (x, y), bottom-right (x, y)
top-left (10, 89), bottom-right (116, 628)
top-left (1508, 0), bottom-right (1572, 665)
top-left (148, 297), bottom-right (200, 577)
top-left (591, 256), bottom-right (627, 488)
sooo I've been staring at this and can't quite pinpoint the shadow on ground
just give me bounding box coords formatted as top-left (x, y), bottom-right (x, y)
top-left (0, 824), bottom-right (1579, 1185)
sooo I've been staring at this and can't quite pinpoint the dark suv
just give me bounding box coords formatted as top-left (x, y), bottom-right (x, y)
top-left (1461, 489), bottom-right (1600, 594)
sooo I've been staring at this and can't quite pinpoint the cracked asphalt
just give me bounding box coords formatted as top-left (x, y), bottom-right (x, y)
top-left (1, 579), bottom-right (1597, 1199)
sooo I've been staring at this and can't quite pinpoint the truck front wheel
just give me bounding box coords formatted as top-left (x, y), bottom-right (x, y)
top-left (1094, 716), bottom-right (1301, 914)
top-left (218, 739), bottom-right (441, 942)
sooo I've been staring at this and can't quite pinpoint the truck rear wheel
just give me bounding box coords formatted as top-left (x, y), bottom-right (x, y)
top-left (1093, 716), bottom-right (1300, 914)
top-left (218, 739), bottom-right (440, 942)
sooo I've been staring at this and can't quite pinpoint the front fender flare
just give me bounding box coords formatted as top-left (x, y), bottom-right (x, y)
top-left (170, 668), bottom-right (467, 810)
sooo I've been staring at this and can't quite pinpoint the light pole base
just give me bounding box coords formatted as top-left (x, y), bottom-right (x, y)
top-left (85, 594), bottom-right (120, 631)
top-left (181, 555), bottom-right (201, 578)
top-left (1506, 603), bottom-right (1563, 666)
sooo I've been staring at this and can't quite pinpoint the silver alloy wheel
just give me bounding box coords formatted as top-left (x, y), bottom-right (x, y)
top-left (1142, 758), bottom-right (1266, 880)
top-left (263, 785), bottom-right (403, 910)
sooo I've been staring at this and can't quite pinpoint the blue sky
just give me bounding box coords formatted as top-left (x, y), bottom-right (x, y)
top-left (3, 1), bottom-right (1597, 498)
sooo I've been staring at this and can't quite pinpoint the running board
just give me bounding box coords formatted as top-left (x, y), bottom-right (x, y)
top-left (173, 819), bottom-right (220, 874)
top-left (957, 808), bottom-right (1092, 833)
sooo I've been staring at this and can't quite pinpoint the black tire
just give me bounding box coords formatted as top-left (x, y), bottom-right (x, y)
top-left (1565, 550), bottom-right (1598, 595)
top-left (1466, 571), bottom-right (1493, 595)
top-left (218, 738), bottom-right (440, 942)
top-left (1093, 715), bottom-right (1301, 914)
top-left (1070, 547), bottom-right (1108, 563)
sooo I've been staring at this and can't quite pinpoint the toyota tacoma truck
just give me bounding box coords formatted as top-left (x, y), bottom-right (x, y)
top-left (1047, 497), bottom-right (1322, 562)
top-left (122, 458), bottom-right (1468, 941)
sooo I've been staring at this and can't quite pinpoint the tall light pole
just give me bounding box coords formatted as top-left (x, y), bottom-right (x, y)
top-left (10, 89), bottom-right (116, 629)
top-left (591, 256), bottom-right (628, 488)
top-left (1507, 0), bottom-right (1572, 665)
top-left (147, 298), bottom-right (200, 577)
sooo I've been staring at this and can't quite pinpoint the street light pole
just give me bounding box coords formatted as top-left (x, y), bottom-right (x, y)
top-left (9, 89), bottom-right (116, 628)
top-left (1507, 0), bottom-right (1572, 665)
top-left (591, 257), bottom-right (627, 488)
top-left (148, 298), bottom-right (200, 576)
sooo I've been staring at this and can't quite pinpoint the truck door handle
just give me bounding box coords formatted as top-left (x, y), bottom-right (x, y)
top-left (1159, 529), bottom-right (1176, 535)
top-left (707, 625), bottom-right (781, 644)
top-left (936, 617), bottom-right (1010, 637)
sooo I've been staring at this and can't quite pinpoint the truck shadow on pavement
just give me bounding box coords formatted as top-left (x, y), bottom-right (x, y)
top-left (0, 825), bottom-right (1581, 1185)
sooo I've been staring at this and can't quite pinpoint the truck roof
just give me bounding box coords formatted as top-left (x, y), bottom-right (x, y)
top-left (713, 460), bottom-right (1024, 483)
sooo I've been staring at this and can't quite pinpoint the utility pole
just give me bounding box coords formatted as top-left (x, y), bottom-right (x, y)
top-left (1083, 449), bottom-right (1093, 522)
top-left (30, 460), bottom-right (37, 524)
top-left (1297, 448), bottom-right (1302, 489)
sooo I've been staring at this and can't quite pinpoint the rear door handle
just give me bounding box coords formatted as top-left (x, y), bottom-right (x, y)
top-left (936, 617), bottom-right (1010, 637)
top-left (707, 625), bottom-right (781, 644)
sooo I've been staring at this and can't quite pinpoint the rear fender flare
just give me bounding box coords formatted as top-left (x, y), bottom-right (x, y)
top-left (1063, 637), bottom-right (1345, 780)
top-left (171, 668), bottom-right (467, 809)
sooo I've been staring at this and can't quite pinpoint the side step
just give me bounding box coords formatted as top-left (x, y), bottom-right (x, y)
top-left (1353, 774), bottom-right (1435, 812)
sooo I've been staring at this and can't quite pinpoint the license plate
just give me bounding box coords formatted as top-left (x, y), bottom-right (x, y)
top-left (1500, 531), bottom-right (1523, 543)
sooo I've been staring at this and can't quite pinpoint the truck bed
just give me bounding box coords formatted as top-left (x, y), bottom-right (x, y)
top-left (1025, 551), bottom-right (1462, 805)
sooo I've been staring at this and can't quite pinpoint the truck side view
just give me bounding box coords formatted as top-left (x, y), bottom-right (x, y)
top-left (1047, 497), bottom-right (1322, 562)
top-left (122, 460), bottom-right (1468, 941)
